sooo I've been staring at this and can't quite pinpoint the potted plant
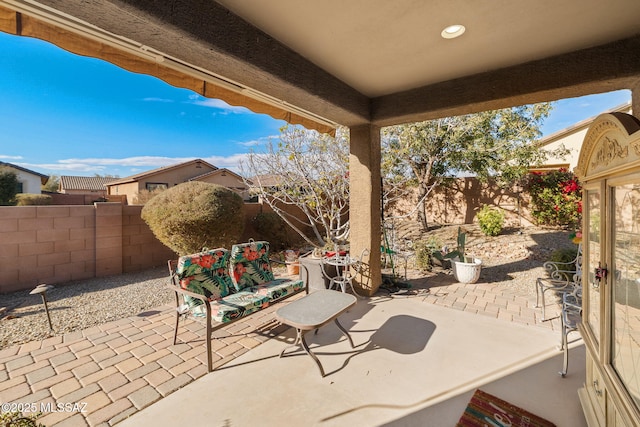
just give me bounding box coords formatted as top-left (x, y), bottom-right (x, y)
top-left (433, 227), bottom-right (482, 284)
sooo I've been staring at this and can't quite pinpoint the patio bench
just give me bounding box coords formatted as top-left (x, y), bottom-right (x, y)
top-left (168, 240), bottom-right (308, 372)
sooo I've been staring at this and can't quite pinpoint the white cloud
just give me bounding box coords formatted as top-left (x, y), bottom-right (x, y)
top-left (57, 156), bottom-right (194, 167)
top-left (186, 95), bottom-right (250, 114)
top-left (236, 134), bottom-right (279, 147)
top-left (0, 155), bottom-right (23, 160)
top-left (142, 97), bottom-right (174, 103)
top-left (200, 154), bottom-right (250, 172)
top-left (14, 162), bottom-right (107, 173)
top-left (15, 154), bottom-right (252, 175)
top-left (237, 140), bottom-right (261, 147)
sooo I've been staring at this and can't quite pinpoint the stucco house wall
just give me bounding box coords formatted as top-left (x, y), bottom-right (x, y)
top-left (13, 170), bottom-right (43, 194)
top-left (193, 169), bottom-right (251, 200)
top-left (107, 181), bottom-right (139, 202)
top-left (538, 102), bottom-right (631, 171)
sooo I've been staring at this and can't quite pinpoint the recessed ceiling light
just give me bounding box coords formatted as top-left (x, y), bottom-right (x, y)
top-left (441, 24), bottom-right (465, 39)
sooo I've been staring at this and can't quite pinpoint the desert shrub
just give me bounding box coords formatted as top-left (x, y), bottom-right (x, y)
top-left (476, 205), bottom-right (505, 236)
top-left (141, 181), bottom-right (245, 255)
top-left (527, 169), bottom-right (582, 228)
top-left (412, 236), bottom-right (441, 271)
top-left (0, 410), bottom-right (45, 427)
top-left (15, 193), bottom-right (52, 206)
top-left (253, 211), bottom-right (289, 250)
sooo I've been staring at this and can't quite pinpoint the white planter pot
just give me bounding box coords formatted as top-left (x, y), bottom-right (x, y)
top-left (451, 258), bottom-right (482, 284)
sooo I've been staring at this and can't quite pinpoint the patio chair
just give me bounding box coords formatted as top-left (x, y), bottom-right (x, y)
top-left (535, 244), bottom-right (582, 321)
top-left (559, 286), bottom-right (582, 377)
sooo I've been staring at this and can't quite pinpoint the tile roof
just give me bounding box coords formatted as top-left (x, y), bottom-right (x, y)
top-left (189, 168), bottom-right (245, 182)
top-left (0, 161), bottom-right (49, 179)
top-left (106, 159), bottom-right (217, 185)
top-left (60, 176), bottom-right (117, 191)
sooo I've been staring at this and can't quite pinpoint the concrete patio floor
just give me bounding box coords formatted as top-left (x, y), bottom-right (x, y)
top-left (119, 290), bottom-right (586, 427)
top-left (0, 271), bottom-right (585, 426)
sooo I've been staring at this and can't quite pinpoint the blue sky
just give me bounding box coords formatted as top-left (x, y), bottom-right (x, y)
top-left (0, 31), bottom-right (632, 178)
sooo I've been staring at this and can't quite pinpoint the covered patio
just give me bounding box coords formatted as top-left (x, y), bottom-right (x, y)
top-left (1, 0), bottom-right (640, 295)
top-left (1, 1), bottom-right (639, 425)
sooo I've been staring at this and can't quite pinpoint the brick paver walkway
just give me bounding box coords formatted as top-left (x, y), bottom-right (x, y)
top-left (0, 272), bottom-right (564, 426)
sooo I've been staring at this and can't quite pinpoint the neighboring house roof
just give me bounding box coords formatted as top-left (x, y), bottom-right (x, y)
top-left (0, 161), bottom-right (49, 184)
top-left (190, 168), bottom-right (245, 182)
top-left (107, 159), bottom-right (217, 185)
top-left (536, 101), bottom-right (632, 148)
top-left (59, 176), bottom-right (117, 191)
top-left (249, 174), bottom-right (285, 187)
top-left (532, 101), bottom-right (632, 172)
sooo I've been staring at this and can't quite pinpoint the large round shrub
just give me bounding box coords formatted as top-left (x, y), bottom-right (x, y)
top-left (141, 181), bottom-right (245, 255)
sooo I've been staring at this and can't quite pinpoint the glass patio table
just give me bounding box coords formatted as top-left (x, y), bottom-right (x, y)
top-left (322, 254), bottom-right (362, 296)
top-left (275, 290), bottom-right (357, 377)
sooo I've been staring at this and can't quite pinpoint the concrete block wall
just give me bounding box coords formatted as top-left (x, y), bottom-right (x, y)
top-left (122, 206), bottom-right (175, 273)
top-left (0, 203), bottom-right (176, 293)
top-left (95, 203), bottom-right (123, 278)
top-left (0, 205), bottom-right (96, 293)
top-left (0, 201), bottom-right (305, 294)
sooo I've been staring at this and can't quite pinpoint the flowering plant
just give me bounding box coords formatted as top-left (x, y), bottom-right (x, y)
top-left (569, 230), bottom-right (582, 244)
top-left (527, 168), bottom-right (582, 228)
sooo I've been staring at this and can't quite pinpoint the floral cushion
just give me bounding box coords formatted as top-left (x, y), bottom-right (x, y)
top-left (175, 248), bottom-right (234, 309)
top-left (254, 278), bottom-right (306, 301)
top-left (190, 291), bottom-right (270, 323)
top-left (229, 241), bottom-right (276, 292)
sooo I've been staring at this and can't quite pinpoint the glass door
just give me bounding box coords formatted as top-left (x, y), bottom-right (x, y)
top-left (610, 180), bottom-right (640, 408)
top-left (586, 187), bottom-right (603, 346)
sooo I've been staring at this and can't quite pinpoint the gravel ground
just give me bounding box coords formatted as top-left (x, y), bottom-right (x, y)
top-left (388, 224), bottom-right (575, 298)
top-left (0, 225), bottom-right (574, 350)
top-left (0, 267), bottom-right (173, 349)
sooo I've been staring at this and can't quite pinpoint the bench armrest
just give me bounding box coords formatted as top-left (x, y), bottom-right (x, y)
top-left (166, 283), bottom-right (211, 302)
top-left (269, 258), bottom-right (309, 294)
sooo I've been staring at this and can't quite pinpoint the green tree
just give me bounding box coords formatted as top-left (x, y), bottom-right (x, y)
top-left (0, 167), bottom-right (18, 205)
top-left (42, 175), bottom-right (60, 192)
top-left (382, 103), bottom-right (565, 230)
top-left (241, 125), bottom-right (349, 248)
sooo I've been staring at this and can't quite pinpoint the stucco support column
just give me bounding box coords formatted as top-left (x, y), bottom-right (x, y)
top-left (632, 82), bottom-right (640, 118)
top-left (349, 124), bottom-right (382, 296)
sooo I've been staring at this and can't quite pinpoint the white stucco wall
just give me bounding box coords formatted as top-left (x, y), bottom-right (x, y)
top-left (12, 169), bottom-right (43, 194)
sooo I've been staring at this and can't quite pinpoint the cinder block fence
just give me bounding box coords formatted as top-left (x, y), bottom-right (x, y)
top-left (0, 203), bottom-right (176, 293)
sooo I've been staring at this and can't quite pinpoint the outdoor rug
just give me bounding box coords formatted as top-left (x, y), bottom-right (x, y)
top-left (457, 389), bottom-right (556, 427)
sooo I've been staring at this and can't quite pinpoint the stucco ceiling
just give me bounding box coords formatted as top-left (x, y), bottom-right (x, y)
top-left (216, 0), bottom-right (640, 98)
top-left (3, 0), bottom-right (640, 128)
